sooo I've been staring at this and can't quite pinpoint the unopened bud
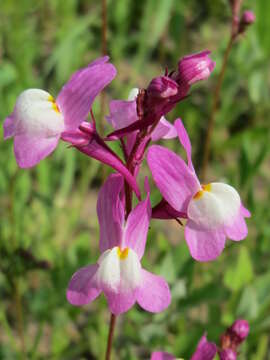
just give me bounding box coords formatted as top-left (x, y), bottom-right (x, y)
top-left (238, 10), bottom-right (255, 34)
top-left (219, 349), bottom-right (237, 360)
top-left (175, 50), bottom-right (215, 86)
top-left (230, 319), bottom-right (249, 342)
top-left (147, 76), bottom-right (178, 99)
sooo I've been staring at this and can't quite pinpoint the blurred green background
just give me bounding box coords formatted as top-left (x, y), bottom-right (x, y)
top-left (0, 0), bottom-right (270, 359)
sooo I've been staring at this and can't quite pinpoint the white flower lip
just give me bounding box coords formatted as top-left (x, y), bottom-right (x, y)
top-left (188, 182), bottom-right (241, 230)
top-left (95, 247), bottom-right (141, 293)
top-left (13, 89), bottom-right (65, 137)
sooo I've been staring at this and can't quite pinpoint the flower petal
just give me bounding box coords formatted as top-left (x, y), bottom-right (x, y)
top-left (124, 187), bottom-right (151, 259)
top-left (14, 134), bottom-right (59, 168)
top-left (67, 264), bottom-right (101, 306)
top-left (151, 352), bottom-right (176, 360)
top-left (187, 183), bottom-right (241, 230)
top-left (105, 289), bottom-right (137, 315)
top-left (11, 89), bottom-right (65, 137)
top-left (57, 58), bottom-right (117, 131)
top-left (136, 269), bottom-right (171, 313)
top-left (185, 220), bottom-right (226, 262)
top-left (106, 100), bottom-right (137, 130)
top-left (97, 174), bottom-right (125, 252)
top-left (147, 145), bottom-right (200, 213)
top-left (3, 115), bottom-right (15, 139)
top-left (151, 117), bottom-right (177, 142)
top-left (224, 210), bottom-right (248, 241)
top-left (174, 118), bottom-right (195, 171)
top-left (241, 203), bottom-right (251, 218)
top-left (191, 334), bottom-right (217, 360)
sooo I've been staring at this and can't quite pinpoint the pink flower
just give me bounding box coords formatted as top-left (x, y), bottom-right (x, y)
top-left (147, 119), bottom-right (250, 262)
top-left (151, 334), bottom-right (217, 360)
top-left (66, 174), bottom-right (171, 315)
top-left (3, 57), bottom-right (116, 168)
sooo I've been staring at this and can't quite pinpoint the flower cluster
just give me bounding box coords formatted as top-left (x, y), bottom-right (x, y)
top-left (3, 49), bottom-right (250, 357)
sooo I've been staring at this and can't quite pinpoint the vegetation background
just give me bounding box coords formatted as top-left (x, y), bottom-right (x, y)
top-left (0, 0), bottom-right (269, 359)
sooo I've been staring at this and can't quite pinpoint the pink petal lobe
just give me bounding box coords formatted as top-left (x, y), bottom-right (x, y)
top-left (97, 174), bottom-right (125, 252)
top-left (151, 352), bottom-right (175, 360)
top-left (106, 100), bottom-right (137, 130)
top-left (151, 117), bottom-right (177, 142)
top-left (136, 269), bottom-right (171, 313)
top-left (224, 211), bottom-right (248, 241)
top-left (185, 220), bottom-right (226, 262)
top-left (191, 334), bottom-right (217, 360)
top-left (241, 203), bottom-right (251, 218)
top-left (3, 115), bottom-right (15, 139)
top-left (124, 190), bottom-right (151, 259)
top-left (105, 290), bottom-right (137, 315)
top-left (147, 145), bottom-right (200, 213)
top-left (174, 118), bottom-right (195, 172)
top-left (67, 264), bottom-right (101, 306)
top-left (14, 134), bottom-right (59, 168)
top-left (57, 58), bottom-right (117, 131)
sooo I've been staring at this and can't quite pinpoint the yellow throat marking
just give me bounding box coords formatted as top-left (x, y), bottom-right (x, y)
top-left (117, 247), bottom-right (129, 260)
top-left (48, 95), bottom-right (60, 113)
top-left (193, 183), bottom-right (212, 200)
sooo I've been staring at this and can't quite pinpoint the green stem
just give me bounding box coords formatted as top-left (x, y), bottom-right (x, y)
top-left (201, 36), bottom-right (234, 181)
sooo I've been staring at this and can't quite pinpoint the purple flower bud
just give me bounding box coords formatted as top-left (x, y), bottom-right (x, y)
top-left (219, 349), bottom-right (237, 360)
top-left (241, 10), bottom-right (256, 25)
top-left (175, 50), bottom-right (215, 86)
top-left (238, 10), bottom-right (255, 34)
top-left (230, 319), bottom-right (249, 342)
top-left (147, 76), bottom-right (178, 99)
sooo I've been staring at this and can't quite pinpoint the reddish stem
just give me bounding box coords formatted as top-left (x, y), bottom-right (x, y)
top-left (105, 314), bottom-right (116, 360)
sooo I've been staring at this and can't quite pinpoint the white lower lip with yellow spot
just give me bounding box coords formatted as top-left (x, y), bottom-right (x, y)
top-left (14, 89), bottom-right (65, 137)
top-left (188, 182), bottom-right (241, 229)
top-left (95, 246), bottom-right (141, 293)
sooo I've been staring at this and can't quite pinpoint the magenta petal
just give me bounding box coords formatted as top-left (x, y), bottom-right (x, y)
top-left (174, 118), bottom-right (195, 171)
top-left (67, 264), bottom-right (101, 306)
top-left (97, 174), bottom-right (125, 252)
top-left (136, 269), bottom-right (171, 313)
top-left (3, 115), bottom-right (15, 139)
top-left (14, 134), bottom-right (59, 168)
top-left (76, 137), bottom-right (141, 199)
top-left (106, 100), bottom-right (137, 130)
top-left (241, 203), bottom-right (251, 218)
top-left (185, 220), bottom-right (226, 262)
top-left (147, 145), bottom-right (200, 213)
top-left (151, 352), bottom-right (175, 360)
top-left (151, 117), bottom-right (177, 142)
top-left (224, 211), bottom-right (248, 241)
top-left (124, 192), bottom-right (151, 259)
top-left (57, 58), bottom-right (117, 131)
top-left (191, 334), bottom-right (217, 360)
top-left (105, 290), bottom-right (137, 315)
